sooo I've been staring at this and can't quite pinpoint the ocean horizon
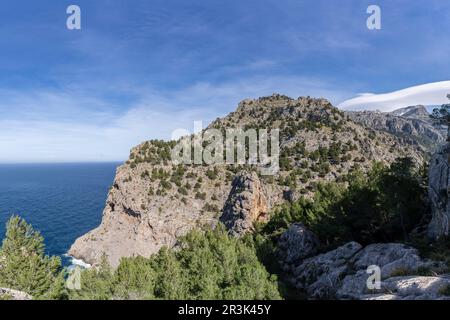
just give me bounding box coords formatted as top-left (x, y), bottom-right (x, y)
top-left (0, 162), bottom-right (121, 266)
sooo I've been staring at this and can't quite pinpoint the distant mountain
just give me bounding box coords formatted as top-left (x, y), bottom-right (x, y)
top-left (345, 105), bottom-right (446, 153)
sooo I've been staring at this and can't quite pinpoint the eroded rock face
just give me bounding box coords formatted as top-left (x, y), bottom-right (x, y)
top-left (68, 163), bottom-right (223, 268)
top-left (220, 172), bottom-right (268, 237)
top-left (277, 223), bottom-right (319, 268)
top-left (292, 242), bottom-right (363, 299)
top-left (280, 236), bottom-right (449, 300)
top-left (428, 144), bottom-right (450, 239)
top-left (0, 288), bottom-right (32, 300)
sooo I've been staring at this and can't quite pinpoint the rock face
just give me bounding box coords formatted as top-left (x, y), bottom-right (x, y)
top-left (428, 144), bottom-right (450, 239)
top-left (346, 105), bottom-right (446, 152)
top-left (277, 223), bottom-right (319, 267)
top-left (0, 288), bottom-right (32, 300)
top-left (277, 224), bottom-right (450, 300)
top-left (220, 172), bottom-right (268, 237)
top-left (69, 94), bottom-right (425, 267)
top-left (336, 243), bottom-right (444, 300)
top-left (292, 242), bottom-right (363, 299)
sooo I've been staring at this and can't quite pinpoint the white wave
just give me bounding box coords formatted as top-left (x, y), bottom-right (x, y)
top-left (63, 254), bottom-right (92, 269)
top-left (338, 81), bottom-right (450, 112)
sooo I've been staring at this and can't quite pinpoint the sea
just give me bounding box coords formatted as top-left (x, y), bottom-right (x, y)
top-left (0, 163), bottom-right (120, 266)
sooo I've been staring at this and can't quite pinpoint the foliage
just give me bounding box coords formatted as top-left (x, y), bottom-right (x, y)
top-left (70, 225), bottom-right (281, 300)
top-left (0, 216), bottom-right (66, 300)
top-left (263, 158), bottom-right (428, 247)
top-left (431, 94), bottom-right (450, 140)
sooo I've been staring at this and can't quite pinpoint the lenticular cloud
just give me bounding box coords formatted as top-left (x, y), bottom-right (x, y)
top-left (338, 81), bottom-right (450, 112)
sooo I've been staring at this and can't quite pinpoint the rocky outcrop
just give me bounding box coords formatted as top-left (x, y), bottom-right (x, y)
top-left (220, 172), bottom-right (268, 237)
top-left (336, 243), bottom-right (445, 299)
top-left (277, 223), bottom-right (319, 268)
top-left (359, 276), bottom-right (450, 300)
top-left (292, 242), bottom-right (363, 299)
top-left (428, 144), bottom-right (450, 239)
top-left (277, 225), bottom-right (449, 300)
top-left (0, 288), bottom-right (32, 300)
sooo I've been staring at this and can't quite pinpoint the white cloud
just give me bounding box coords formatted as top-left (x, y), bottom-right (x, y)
top-left (338, 81), bottom-right (450, 112)
top-left (0, 76), bottom-right (350, 163)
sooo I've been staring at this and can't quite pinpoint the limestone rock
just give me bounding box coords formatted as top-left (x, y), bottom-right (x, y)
top-left (220, 172), bottom-right (268, 237)
top-left (428, 144), bottom-right (450, 239)
top-left (0, 288), bottom-right (32, 300)
top-left (277, 223), bottom-right (319, 268)
top-left (337, 243), bottom-right (445, 300)
top-left (292, 242), bottom-right (362, 299)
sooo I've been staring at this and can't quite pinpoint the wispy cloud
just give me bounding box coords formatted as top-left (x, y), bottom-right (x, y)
top-left (338, 81), bottom-right (450, 112)
top-left (0, 75), bottom-right (350, 163)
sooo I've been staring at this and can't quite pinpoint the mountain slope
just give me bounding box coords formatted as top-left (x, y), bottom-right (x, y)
top-left (345, 105), bottom-right (445, 152)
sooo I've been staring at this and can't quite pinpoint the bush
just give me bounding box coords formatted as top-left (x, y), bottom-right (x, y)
top-left (71, 226), bottom-right (281, 300)
top-left (0, 216), bottom-right (66, 299)
top-left (263, 158), bottom-right (428, 247)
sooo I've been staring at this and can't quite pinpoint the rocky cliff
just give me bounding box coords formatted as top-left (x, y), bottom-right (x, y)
top-left (69, 94), bottom-right (425, 267)
top-left (277, 225), bottom-right (450, 300)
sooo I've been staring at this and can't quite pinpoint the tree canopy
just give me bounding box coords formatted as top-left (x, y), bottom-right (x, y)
top-left (0, 216), bottom-right (66, 299)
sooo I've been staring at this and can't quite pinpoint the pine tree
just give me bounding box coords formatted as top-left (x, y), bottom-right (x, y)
top-left (431, 94), bottom-right (450, 141)
top-left (0, 216), bottom-right (66, 299)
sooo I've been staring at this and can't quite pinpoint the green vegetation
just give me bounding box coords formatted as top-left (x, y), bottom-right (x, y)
top-left (263, 158), bottom-right (428, 247)
top-left (0, 216), bottom-right (66, 300)
top-left (70, 226), bottom-right (281, 300)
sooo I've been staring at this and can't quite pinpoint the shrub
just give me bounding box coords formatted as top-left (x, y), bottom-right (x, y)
top-left (263, 158), bottom-right (427, 246)
top-left (0, 216), bottom-right (66, 299)
top-left (71, 226), bottom-right (281, 300)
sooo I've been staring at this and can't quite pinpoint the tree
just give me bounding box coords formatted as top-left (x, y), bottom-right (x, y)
top-left (0, 216), bottom-right (66, 299)
top-left (431, 94), bottom-right (450, 141)
top-left (70, 225), bottom-right (281, 300)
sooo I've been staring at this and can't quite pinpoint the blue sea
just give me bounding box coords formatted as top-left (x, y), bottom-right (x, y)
top-left (0, 163), bottom-right (120, 265)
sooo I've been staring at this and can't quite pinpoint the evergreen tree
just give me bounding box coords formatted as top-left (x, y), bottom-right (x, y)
top-left (69, 254), bottom-right (114, 300)
top-left (70, 225), bottom-right (281, 300)
top-left (0, 216), bottom-right (66, 299)
top-left (431, 94), bottom-right (450, 141)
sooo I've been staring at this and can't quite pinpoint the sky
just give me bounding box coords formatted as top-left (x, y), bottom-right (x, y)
top-left (1, 0), bottom-right (450, 163)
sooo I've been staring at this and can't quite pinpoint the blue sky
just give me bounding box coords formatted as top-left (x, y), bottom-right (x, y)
top-left (1, 0), bottom-right (450, 162)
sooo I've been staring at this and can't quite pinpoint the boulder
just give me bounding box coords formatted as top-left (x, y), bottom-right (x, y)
top-left (337, 243), bottom-right (446, 299)
top-left (277, 223), bottom-right (320, 268)
top-left (292, 242), bottom-right (362, 299)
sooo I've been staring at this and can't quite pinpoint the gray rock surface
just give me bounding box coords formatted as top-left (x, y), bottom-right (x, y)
top-left (277, 223), bottom-right (319, 267)
top-left (0, 288), bottom-right (32, 300)
top-left (280, 236), bottom-right (449, 300)
top-left (337, 243), bottom-right (447, 300)
top-left (292, 242), bottom-right (363, 299)
top-left (428, 144), bottom-right (450, 239)
top-left (220, 172), bottom-right (269, 237)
